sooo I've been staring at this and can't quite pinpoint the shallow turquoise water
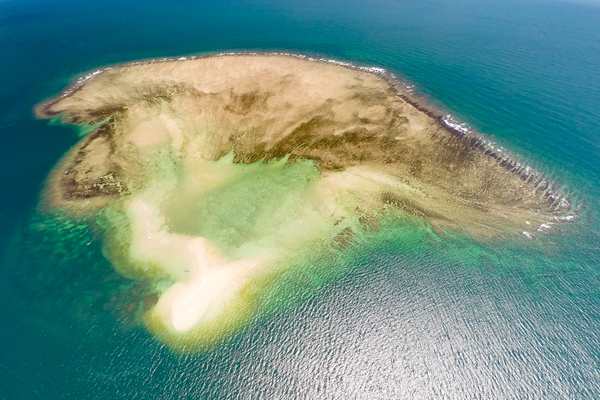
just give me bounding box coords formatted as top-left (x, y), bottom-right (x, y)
top-left (1, 0), bottom-right (600, 398)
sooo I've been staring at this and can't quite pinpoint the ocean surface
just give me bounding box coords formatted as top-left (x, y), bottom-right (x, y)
top-left (1, 0), bottom-right (600, 398)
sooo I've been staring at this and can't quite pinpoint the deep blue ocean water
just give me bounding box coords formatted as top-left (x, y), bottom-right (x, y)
top-left (1, 0), bottom-right (600, 398)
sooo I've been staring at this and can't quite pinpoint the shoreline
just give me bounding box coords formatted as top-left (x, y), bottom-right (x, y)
top-left (36, 51), bottom-right (580, 222)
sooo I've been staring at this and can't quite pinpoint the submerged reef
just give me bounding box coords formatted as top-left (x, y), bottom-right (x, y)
top-left (36, 54), bottom-right (577, 351)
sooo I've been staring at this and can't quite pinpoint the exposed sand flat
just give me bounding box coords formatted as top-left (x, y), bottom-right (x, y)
top-left (127, 199), bottom-right (261, 332)
top-left (36, 54), bottom-right (575, 350)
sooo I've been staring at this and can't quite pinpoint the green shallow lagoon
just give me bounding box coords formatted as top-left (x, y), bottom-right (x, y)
top-left (2, 0), bottom-right (600, 398)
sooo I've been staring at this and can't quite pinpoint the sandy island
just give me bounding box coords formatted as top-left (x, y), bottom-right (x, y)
top-left (35, 54), bottom-right (578, 351)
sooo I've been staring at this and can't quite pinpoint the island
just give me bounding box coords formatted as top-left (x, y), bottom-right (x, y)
top-left (36, 54), bottom-right (576, 351)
